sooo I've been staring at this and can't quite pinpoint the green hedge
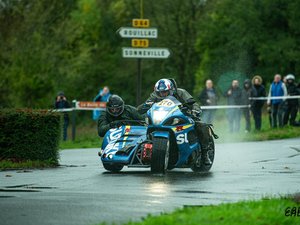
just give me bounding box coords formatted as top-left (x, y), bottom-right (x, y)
top-left (0, 109), bottom-right (61, 164)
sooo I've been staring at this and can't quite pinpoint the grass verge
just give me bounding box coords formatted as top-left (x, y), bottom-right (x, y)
top-left (0, 159), bottom-right (58, 170)
top-left (98, 197), bottom-right (299, 225)
top-left (59, 123), bottom-right (102, 150)
top-left (60, 113), bottom-right (299, 149)
top-left (214, 123), bottom-right (300, 143)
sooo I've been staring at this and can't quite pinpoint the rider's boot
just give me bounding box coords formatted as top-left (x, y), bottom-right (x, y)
top-left (195, 121), bottom-right (216, 165)
top-left (202, 147), bottom-right (212, 165)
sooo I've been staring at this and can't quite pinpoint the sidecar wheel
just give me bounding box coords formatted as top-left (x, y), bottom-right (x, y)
top-left (151, 137), bottom-right (169, 174)
top-left (103, 163), bottom-right (124, 173)
top-left (191, 137), bottom-right (215, 172)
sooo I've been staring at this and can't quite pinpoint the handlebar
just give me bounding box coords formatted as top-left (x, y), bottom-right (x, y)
top-left (110, 120), bottom-right (147, 126)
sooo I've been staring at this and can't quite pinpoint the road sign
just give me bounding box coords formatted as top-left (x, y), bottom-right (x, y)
top-left (76, 101), bottom-right (106, 109)
top-left (132, 19), bottom-right (150, 28)
top-left (118, 27), bottom-right (157, 38)
top-left (122, 47), bottom-right (170, 59)
top-left (131, 39), bottom-right (149, 48)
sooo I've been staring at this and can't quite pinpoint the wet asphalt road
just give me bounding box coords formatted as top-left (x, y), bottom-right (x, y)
top-left (1, 138), bottom-right (300, 225)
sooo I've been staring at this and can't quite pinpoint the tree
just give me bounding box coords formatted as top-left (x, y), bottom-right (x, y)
top-left (194, 0), bottom-right (300, 94)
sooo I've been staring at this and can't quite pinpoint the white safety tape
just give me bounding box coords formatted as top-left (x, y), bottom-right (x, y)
top-left (52, 95), bottom-right (300, 112)
top-left (52, 108), bottom-right (106, 112)
top-left (201, 105), bottom-right (249, 109)
top-left (249, 95), bottom-right (300, 100)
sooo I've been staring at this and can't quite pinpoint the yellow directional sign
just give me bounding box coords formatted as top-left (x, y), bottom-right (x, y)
top-left (132, 19), bottom-right (150, 28)
top-left (131, 39), bottom-right (149, 48)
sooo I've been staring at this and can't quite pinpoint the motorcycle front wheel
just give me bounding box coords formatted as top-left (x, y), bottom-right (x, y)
top-left (150, 137), bottom-right (169, 174)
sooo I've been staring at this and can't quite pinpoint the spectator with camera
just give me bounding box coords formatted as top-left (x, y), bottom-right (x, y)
top-left (54, 91), bottom-right (70, 141)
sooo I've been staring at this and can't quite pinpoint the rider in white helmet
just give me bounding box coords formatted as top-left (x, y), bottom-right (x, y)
top-left (138, 78), bottom-right (214, 165)
top-left (138, 78), bottom-right (201, 115)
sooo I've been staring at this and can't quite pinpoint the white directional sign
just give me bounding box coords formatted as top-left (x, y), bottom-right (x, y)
top-left (122, 47), bottom-right (170, 59)
top-left (118, 27), bottom-right (158, 38)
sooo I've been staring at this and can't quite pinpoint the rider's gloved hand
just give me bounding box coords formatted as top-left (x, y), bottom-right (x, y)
top-left (110, 121), bottom-right (123, 128)
top-left (192, 110), bottom-right (201, 118)
top-left (145, 101), bottom-right (154, 107)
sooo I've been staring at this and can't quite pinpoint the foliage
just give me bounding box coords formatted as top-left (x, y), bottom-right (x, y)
top-left (194, 0), bottom-right (300, 94)
top-left (0, 0), bottom-right (78, 108)
top-left (0, 0), bottom-right (299, 108)
top-left (0, 109), bottom-right (61, 164)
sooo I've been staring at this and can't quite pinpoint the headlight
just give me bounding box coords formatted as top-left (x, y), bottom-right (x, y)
top-left (171, 118), bottom-right (180, 125)
top-left (163, 117), bottom-right (187, 126)
top-left (152, 110), bottom-right (169, 125)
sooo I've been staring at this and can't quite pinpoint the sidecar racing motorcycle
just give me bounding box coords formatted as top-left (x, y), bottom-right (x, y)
top-left (99, 96), bottom-right (216, 173)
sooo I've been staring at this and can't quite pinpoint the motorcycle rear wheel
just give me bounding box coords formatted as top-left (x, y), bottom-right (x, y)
top-left (151, 137), bottom-right (169, 173)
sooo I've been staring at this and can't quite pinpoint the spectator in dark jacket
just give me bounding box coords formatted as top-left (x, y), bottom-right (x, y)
top-left (225, 80), bottom-right (242, 133)
top-left (199, 79), bottom-right (218, 124)
top-left (54, 91), bottom-right (70, 141)
top-left (283, 74), bottom-right (299, 126)
top-left (251, 75), bottom-right (266, 131)
top-left (241, 79), bottom-right (256, 132)
top-left (267, 74), bottom-right (287, 128)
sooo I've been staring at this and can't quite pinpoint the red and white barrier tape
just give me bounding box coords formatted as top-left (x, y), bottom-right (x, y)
top-left (53, 95), bottom-right (300, 112)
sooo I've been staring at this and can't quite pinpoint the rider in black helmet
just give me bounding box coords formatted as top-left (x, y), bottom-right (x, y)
top-left (98, 95), bottom-right (144, 137)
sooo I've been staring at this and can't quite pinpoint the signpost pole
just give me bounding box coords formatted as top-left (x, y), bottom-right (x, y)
top-left (119, 1), bottom-right (170, 105)
top-left (136, 58), bottom-right (142, 105)
top-left (137, 0), bottom-right (143, 105)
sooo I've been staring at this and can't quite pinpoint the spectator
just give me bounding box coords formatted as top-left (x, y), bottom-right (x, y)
top-left (93, 86), bottom-right (111, 120)
top-left (251, 75), bottom-right (266, 131)
top-left (241, 79), bottom-right (256, 132)
top-left (199, 79), bottom-right (218, 124)
top-left (267, 74), bottom-right (287, 128)
top-left (54, 91), bottom-right (70, 141)
top-left (225, 80), bottom-right (242, 132)
top-left (298, 82), bottom-right (300, 126)
top-left (283, 74), bottom-right (299, 126)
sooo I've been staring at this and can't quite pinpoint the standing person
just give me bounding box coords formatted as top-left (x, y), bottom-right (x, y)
top-left (198, 79), bottom-right (218, 124)
top-left (251, 75), bottom-right (266, 131)
top-left (267, 74), bottom-right (287, 128)
top-left (225, 80), bottom-right (242, 133)
top-left (54, 91), bottom-right (70, 141)
top-left (283, 74), bottom-right (299, 126)
top-left (241, 79), bottom-right (256, 132)
top-left (93, 86), bottom-right (111, 121)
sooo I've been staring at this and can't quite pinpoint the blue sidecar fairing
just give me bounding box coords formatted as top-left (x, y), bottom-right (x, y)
top-left (100, 125), bottom-right (148, 167)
